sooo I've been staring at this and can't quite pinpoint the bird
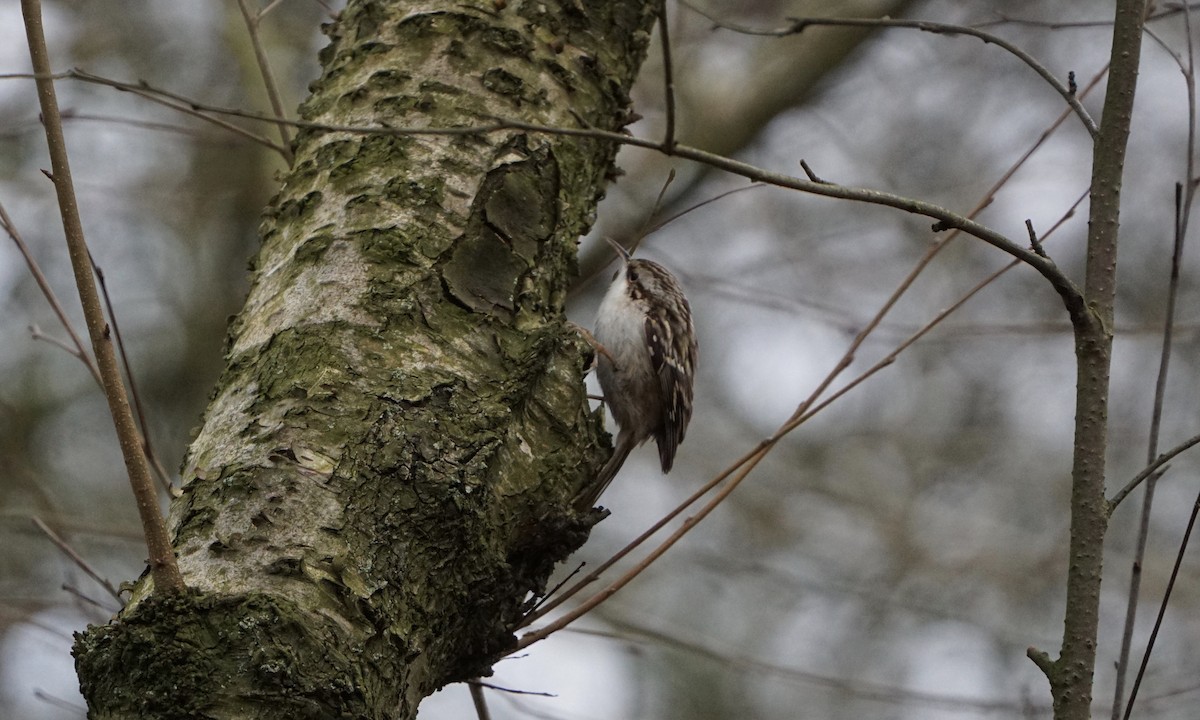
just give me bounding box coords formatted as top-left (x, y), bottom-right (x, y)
top-left (576, 237), bottom-right (697, 510)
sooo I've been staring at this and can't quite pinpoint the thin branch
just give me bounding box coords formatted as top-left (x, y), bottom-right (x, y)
top-left (60, 583), bottom-right (120, 613)
top-left (526, 561), bottom-right (585, 615)
top-left (30, 69), bottom-right (1078, 297)
top-left (1111, 181), bottom-right (1190, 719)
top-left (32, 516), bottom-right (123, 603)
top-left (1122, 488), bottom-right (1200, 720)
top-left (32, 690), bottom-right (87, 714)
top-left (5, 204), bottom-right (177, 492)
top-left (642, 181), bottom-right (763, 238)
top-left (800, 159), bottom-right (827, 184)
top-left (90, 253), bottom-right (174, 493)
top-left (572, 621), bottom-right (1052, 714)
top-left (235, 0), bottom-right (294, 164)
top-left (1109, 432), bottom-right (1200, 512)
top-left (979, 3), bottom-right (1200, 30)
top-left (258, 0), bottom-right (287, 19)
top-left (29, 324), bottom-right (88, 358)
top-left (467, 680), bottom-right (556, 698)
top-left (674, 2), bottom-right (1098, 138)
top-left (468, 682), bottom-right (492, 720)
top-left (657, 0), bottom-right (676, 152)
top-left (1026, 218), bottom-right (1049, 258)
top-left (0, 202), bottom-right (102, 387)
top-left (19, 69), bottom-right (286, 155)
top-left (21, 0), bottom-right (184, 594)
top-left (24, 68), bottom-right (1085, 304)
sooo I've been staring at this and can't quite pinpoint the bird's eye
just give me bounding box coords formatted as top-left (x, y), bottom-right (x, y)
top-left (628, 268), bottom-right (639, 283)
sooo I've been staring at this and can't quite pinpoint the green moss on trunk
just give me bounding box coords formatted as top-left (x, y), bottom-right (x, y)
top-left (74, 0), bottom-right (657, 717)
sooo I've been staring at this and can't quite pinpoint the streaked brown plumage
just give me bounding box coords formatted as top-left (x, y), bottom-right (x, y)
top-left (576, 238), bottom-right (697, 509)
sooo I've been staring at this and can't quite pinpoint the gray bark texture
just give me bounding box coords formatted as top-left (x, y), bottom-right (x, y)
top-left (72, 1), bottom-right (657, 717)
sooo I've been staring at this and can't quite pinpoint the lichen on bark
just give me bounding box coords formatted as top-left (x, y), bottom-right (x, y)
top-left (73, 1), bottom-right (658, 717)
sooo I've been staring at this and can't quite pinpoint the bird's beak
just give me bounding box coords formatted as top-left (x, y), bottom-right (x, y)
top-left (603, 236), bottom-right (632, 261)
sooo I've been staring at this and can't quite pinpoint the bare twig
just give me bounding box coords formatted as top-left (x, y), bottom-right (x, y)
top-left (1111, 23), bottom-right (1198, 710)
top-left (21, 0), bottom-right (184, 593)
top-left (642, 181), bottom-right (763, 238)
top-left (258, 0), bottom-right (287, 19)
top-left (32, 690), bottom-right (87, 714)
top-left (4, 204), bottom-right (176, 492)
top-left (1108, 432), bottom-right (1200, 511)
top-left (1122, 488), bottom-right (1200, 720)
top-left (0, 202), bottom-right (102, 387)
top-left (25, 68), bottom-right (1076, 294)
top-left (800, 159), bottom-right (827, 184)
top-left (1026, 218), bottom-right (1048, 258)
top-left (37, 69), bottom-right (285, 155)
top-left (235, 0), bottom-right (294, 164)
top-left (32, 516), bottom-right (123, 603)
top-left (527, 562), bottom-right (585, 615)
top-left (467, 680), bottom-right (556, 698)
top-left (572, 621), bottom-right (1053, 714)
top-left (60, 583), bottom-right (120, 613)
top-left (468, 682), bottom-right (492, 720)
top-left (14, 66), bottom-right (1086, 306)
top-left (979, 3), bottom-right (1200, 30)
top-left (28, 324), bottom-right (88, 358)
top-left (675, 2), bottom-right (1098, 138)
top-left (657, 0), bottom-right (676, 152)
top-left (1111, 182), bottom-right (1191, 717)
top-left (89, 254), bottom-right (174, 492)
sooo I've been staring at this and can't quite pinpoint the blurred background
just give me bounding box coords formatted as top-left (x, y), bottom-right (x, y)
top-left (2, 1), bottom-right (1198, 718)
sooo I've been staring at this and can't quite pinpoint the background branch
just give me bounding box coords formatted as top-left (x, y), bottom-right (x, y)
top-left (677, 3), bottom-right (1098, 137)
top-left (234, 0), bottom-right (294, 165)
top-left (21, 0), bottom-right (183, 594)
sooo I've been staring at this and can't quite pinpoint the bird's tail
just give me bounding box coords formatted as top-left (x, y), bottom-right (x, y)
top-left (574, 433), bottom-right (635, 511)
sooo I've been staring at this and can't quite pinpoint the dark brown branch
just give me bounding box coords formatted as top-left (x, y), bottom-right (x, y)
top-left (21, 0), bottom-right (184, 594)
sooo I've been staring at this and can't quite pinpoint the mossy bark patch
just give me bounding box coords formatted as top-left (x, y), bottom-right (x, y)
top-left (73, 0), bottom-right (657, 717)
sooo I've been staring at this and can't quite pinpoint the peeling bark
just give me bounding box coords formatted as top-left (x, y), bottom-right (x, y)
top-left (74, 1), bottom-right (657, 717)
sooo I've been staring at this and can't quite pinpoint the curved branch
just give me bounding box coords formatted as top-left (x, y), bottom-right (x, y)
top-left (37, 69), bottom-right (1087, 321)
top-left (675, 3), bottom-right (1099, 139)
top-left (1108, 432), bottom-right (1200, 513)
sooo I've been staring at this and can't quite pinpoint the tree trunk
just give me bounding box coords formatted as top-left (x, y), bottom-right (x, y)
top-left (73, 1), bottom-right (657, 717)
